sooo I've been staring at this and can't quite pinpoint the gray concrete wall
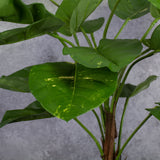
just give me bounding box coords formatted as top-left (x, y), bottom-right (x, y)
top-left (0, 0), bottom-right (160, 160)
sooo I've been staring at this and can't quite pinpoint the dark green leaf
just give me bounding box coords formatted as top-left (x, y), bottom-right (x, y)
top-left (0, 16), bottom-right (64, 45)
top-left (108, 0), bottom-right (150, 19)
top-left (0, 101), bottom-right (53, 128)
top-left (150, 24), bottom-right (160, 50)
top-left (142, 39), bottom-right (151, 48)
top-left (0, 66), bottom-right (31, 92)
top-left (78, 17), bottom-right (105, 33)
top-left (148, 0), bottom-right (160, 9)
top-left (29, 62), bottom-right (118, 121)
top-left (63, 39), bottom-right (142, 72)
top-left (120, 75), bottom-right (157, 98)
top-left (70, 0), bottom-right (102, 33)
top-left (146, 106), bottom-right (160, 121)
top-left (120, 84), bottom-right (136, 98)
top-left (150, 4), bottom-right (160, 18)
top-left (55, 0), bottom-right (80, 36)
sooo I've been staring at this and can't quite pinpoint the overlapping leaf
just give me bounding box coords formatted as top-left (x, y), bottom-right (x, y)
top-left (0, 16), bottom-right (64, 45)
top-left (70, 0), bottom-right (102, 33)
top-left (0, 101), bottom-right (53, 128)
top-left (108, 0), bottom-right (150, 19)
top-left (146, 106), bottom-right (160, 121)
top-left (120, 75), bottom-right (157, 98)
top-left (148, 0), bottom-right (160, 9)
top-left (0, 66), bottom-right (31, 92)
top-left (63, 39), bottom-right (142, 72)
top-left (150, 4), bottom-right (160, 18)
top-left (29, 62), bottom-right (118, 121)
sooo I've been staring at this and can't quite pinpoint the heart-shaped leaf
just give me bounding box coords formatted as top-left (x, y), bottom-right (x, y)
top-left (0, 16), bottom-right (64, 45)
top-left (0, 101), bottom-right (53, 128)
top-left (146, 106), bottom-right (160, 121)
top-left (150, 24), bottom-right (160, 50)
top-left (70, 0), bottom-right (102, 33)
top-left (63, 39), bottom-right (142, 72)
top-left (120, 75), bottom-right (157, 98)
top-left (108, 0), bottom-right (150, 19)
top-left (29, 62), bottom-right (118, 121)
top-left (78, 17), bottom-right (104, 33)
top-left (148, 0), bottom-right (160, 9)
top-left (0, 66), bottom-right (31, 92)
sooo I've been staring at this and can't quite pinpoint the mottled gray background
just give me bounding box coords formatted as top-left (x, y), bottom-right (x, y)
top-left (0, 0), bottom-right (160, 160)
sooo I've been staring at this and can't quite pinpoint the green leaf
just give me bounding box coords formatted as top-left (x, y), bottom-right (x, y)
top-left (150, 4), bottom-right (160, 18)
top-left (150, 24), bottom-right (160, 50)
top-left (70, 0), bottom-right (102, 33)
top-left (0, 0), bottom-right (33, 23)
top-left (120, 83), bottom-right (136, 98)
top-left (0, 16), bottom-right (64, 45)
top-left (0, 66), bottom-right (31, 92)
top-left (55, 0), bottom-right (80, 36)
top-left (78, 17), bottom-right (105, 33)
top-left (63, 39), bottom-right (142, 72)
top-left (0, 101), bottom-right (53, 128)
top-left (142, 39), bottom-right (151, 48)
top-left (120, 75), bottom-right (157, 98)
top-left (146, 106), bottom-right (160, 121)
top-left (131, 75), bottom-right (157, 97)
top-left (148, 0), bottom-right (160, 9)
top-left (108, 0), bottom-right (150, 19)
top-left (29, 62), bottom-right (118, 121)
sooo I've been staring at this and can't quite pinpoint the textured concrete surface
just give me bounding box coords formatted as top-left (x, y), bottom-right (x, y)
top-left (0, 0), bottom-right (160, 160)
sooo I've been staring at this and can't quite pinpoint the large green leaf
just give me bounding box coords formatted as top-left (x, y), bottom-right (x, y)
top-left (150, 4), bottom-right (160, 18)
top-left (0, 67), bottom-right (31, 92)
top-left (108, 0), bottom-right (150, 19)
top-left (78, 17), bottom-right (105, 33)
top-left (148, 0), bottom-right (160, 9)
top-left (29, 62), bottom-right (118, 121)
top-left (150, 24), bottom-right (160, 50)
top-left (55, 0), bottom-right (80, 36)
top-left (63, 39), bottom-right (142, 72)
top-left (0, 101), bottom-right (53, 128)
top-left (0, 16), bottom-right (64, 45)
top-left (146, 106), bottom-right (160, 121)
top-left (70, 0), bottom-right (102, 33)
top-left (120, 75), bottom-right (157, 98)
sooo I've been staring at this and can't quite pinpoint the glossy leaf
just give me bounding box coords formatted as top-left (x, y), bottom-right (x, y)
top-left (146, 106), bottom-right (160, 121)
top-left (78, 17), bottom-right (105, 33)
top-left (29, 62), bottom-right (118, 121)
top-left (0, 101), bottom-right (53, 128)
top-left (108, 0), bottom-right (150, 19)
top-left (150, 24), bottom-right (160, 50)
top-left (55, 0), bottom-right (80, 36)
top-left (0, 16), bottom-right (64, 45)
top-left (0, 67), bottom-right (31, 92)
top-left (150, 4), bottom-right (160, 18)
top-left (120, 75), bottom-right (157, 98)
top-left (63, 39), bottom-right (142, 72)
top-left (70, 0), bottom-right (102, 33)
top-left (148, 0), bottom-right (160, 9)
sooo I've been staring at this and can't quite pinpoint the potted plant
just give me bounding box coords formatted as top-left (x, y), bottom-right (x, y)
top-left (0, 0), bottom-right (160, 159)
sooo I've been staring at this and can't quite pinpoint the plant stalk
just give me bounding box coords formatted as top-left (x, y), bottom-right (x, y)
top-left (116, 114), bottom-right (152, 160)
top-left (49, 0), bottom-right (60, 7)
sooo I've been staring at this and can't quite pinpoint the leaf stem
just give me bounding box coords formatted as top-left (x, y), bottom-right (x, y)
top-left (99, 105), bottom-right (106, 132)
top-left (73, 33), bottom-right (80, 46)
top-left (80, 27), bottom-right (93, 47)
top-left (49, 0), bottom-right (60, 7)
top-left (116, 114), bottom-right (152, 160)
top-left (49, 33), bottom-right (75, 47)
top-left (141, 18), bottom-right (160, 42)
top-left (103, 0), bottom-right (121, 38)
top-left (90, 33), bottom-right (97, 48)
top-left (74, 118), bottom-right (104, 157)
top-left (117, 98), bottom-right (130, 151)
top-left (114, 18), bottom-right (130, 39)
top-left (92, 110), bottom-right (105, 142)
